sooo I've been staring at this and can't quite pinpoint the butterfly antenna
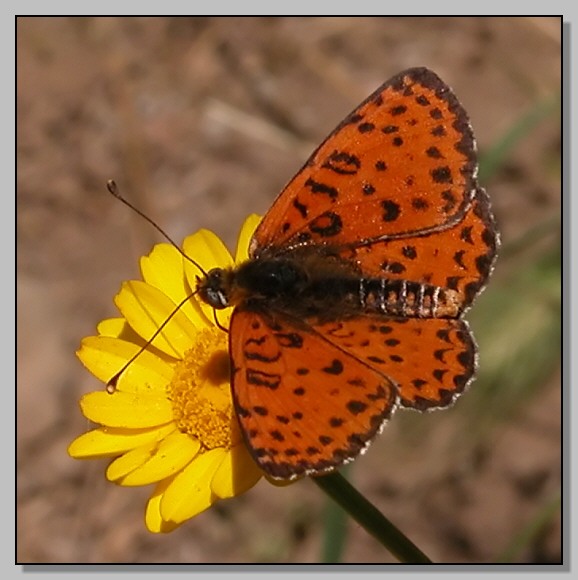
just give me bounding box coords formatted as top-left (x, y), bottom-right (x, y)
top-left (106, 180), bottom-right (208, 277)
top-left (106, 290), bottom-right (200, 393)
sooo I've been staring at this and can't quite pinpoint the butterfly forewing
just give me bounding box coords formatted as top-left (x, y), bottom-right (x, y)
top-left (229, 308), bottom-right (398, 479)
top-left (251, 67), bottom-right (478, 256)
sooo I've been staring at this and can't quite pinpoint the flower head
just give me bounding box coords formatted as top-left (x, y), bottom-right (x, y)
top-left (68, 215), bottom-right (264, 533)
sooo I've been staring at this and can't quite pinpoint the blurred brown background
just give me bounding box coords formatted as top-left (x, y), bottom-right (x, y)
top-left (17, 17), bottom-right (561, 564)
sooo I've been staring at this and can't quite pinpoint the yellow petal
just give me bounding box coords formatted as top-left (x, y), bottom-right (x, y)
top-left (160, 448), bottom-right (226, 524)
top-left (114, 280), bottom-right (198, 358)
top-left (210, 444), bottom-right (262, 499)
top-left (146, 479), bottom-right (181, 533)
top-left (77, 335), bottom-right (173, 394)
top-left (80, 391), bottom-right (174, 428)
top-left (116, 432), bottom-right (201, 486)
top-left (97, 318), bottom-right (150, 348)
top-left (182, 230), bottom-right (235, 325)
top-left (96, 318), bottom-right (127, 338)
top-left (67, 424), bottom-right (176, 458)
top-left (106, 441), bottom-right (158, 482)
top-left (140, 243), bottom-right (211, 328)
top-left (183, 229), bottom-right (234, 276)
top-left (234, 214), bottom-right (261, 264)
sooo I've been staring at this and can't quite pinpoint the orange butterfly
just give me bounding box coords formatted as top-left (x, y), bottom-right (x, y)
top-left (197, 67), bottom-right (498, 480)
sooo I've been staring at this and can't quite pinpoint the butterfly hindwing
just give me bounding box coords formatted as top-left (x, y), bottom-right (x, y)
top-left (312, 317), bottom-right (477, 411)
top-left (339, 187), bottom-right (498, 311)
top-left (229, 308), bottom-right (398, 479)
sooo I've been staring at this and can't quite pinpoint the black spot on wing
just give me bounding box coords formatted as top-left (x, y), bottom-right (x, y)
top-left (305, 178), bottom-right (338, 200)
top-left (381, 200), bottom-right (401, 222)
top-left (322, 359), bottom-right (344, 375)
top-left (308, 211), bottom-right (343, 237)
top-left (322, 150), bottom-right (361, 175)
top-left (431, 166), bottom-right (453, 184)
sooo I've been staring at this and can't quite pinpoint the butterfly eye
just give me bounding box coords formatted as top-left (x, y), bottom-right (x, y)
top-left (198, 268), bottom-right (230, 309)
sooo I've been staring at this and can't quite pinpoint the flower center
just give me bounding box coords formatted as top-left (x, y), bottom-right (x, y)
top-left (167, 326), bottom-right (241, 450)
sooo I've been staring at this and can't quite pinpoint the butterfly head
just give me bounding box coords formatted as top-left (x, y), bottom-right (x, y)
top-left (196, 268), bottom-right (234, 310)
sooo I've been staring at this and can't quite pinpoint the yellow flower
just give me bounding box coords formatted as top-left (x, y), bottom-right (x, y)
top-left (68, 215), bottom-right (264, 533)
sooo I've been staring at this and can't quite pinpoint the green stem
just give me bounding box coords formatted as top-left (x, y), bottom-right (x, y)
top-left (321, 464), bottom-right (351, 562)
top-left (312, 471), bottom-right (432, 564)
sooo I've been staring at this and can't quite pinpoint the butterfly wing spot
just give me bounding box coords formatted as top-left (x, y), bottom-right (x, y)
top-left (270, 430), bottom-right (285, 441)
top-left (346, 400), bottom-right (368, 415)
top-left (430, 166), bottom-right (453, 184)
top-left (442, 190), bottom-right (458, 212)
top-left (308, 212), bottom-right (343, 238)
top-left (453, 250), bottom-right (467, 269)
top-left (322, 359), bottom-right (344, 375)
top-left (415, 94), bottom-right (430, 106)
top-left (381, 200), bottom-right (402, 222)
top-left (322, 150), bottom-right (361, 175)
top-left (390, 105), bottom-right (408, 116)
top-left (380, 260), bottom-right (406, 274)
top-left (345, 113), bottom-right (364, 125)
top-left (402, 246), bottom-right (417, 259)
top-left (362, 182), bottom-right (376, 196)
top-left (426, 146), bottom-right (443, 159)
top-left (411, 197), bottom-right (429, 211)
top-left (358, 122), bottom-right (376, 133)
top-left (382, 125), bottom-right (399, 134)
top-left (292, 198), bottom-right (309, 219)
top-left (458, 225), bottom-right (473, 247)
top-left (304, 178), bottom-right (339, 200)
top-left (434, 348), bottom-right (453, 362)
top-left (245, 369), bottom-right (281, 390)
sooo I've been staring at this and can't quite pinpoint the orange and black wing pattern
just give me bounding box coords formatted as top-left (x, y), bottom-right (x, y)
top-left (251, 67), bottom-right (481, 255)
top-left (229, 308), bottom-right (398, 479)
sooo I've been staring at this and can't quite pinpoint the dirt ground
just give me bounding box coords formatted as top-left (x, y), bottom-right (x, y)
top-left (17, 17), bottom-right (562, 564)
